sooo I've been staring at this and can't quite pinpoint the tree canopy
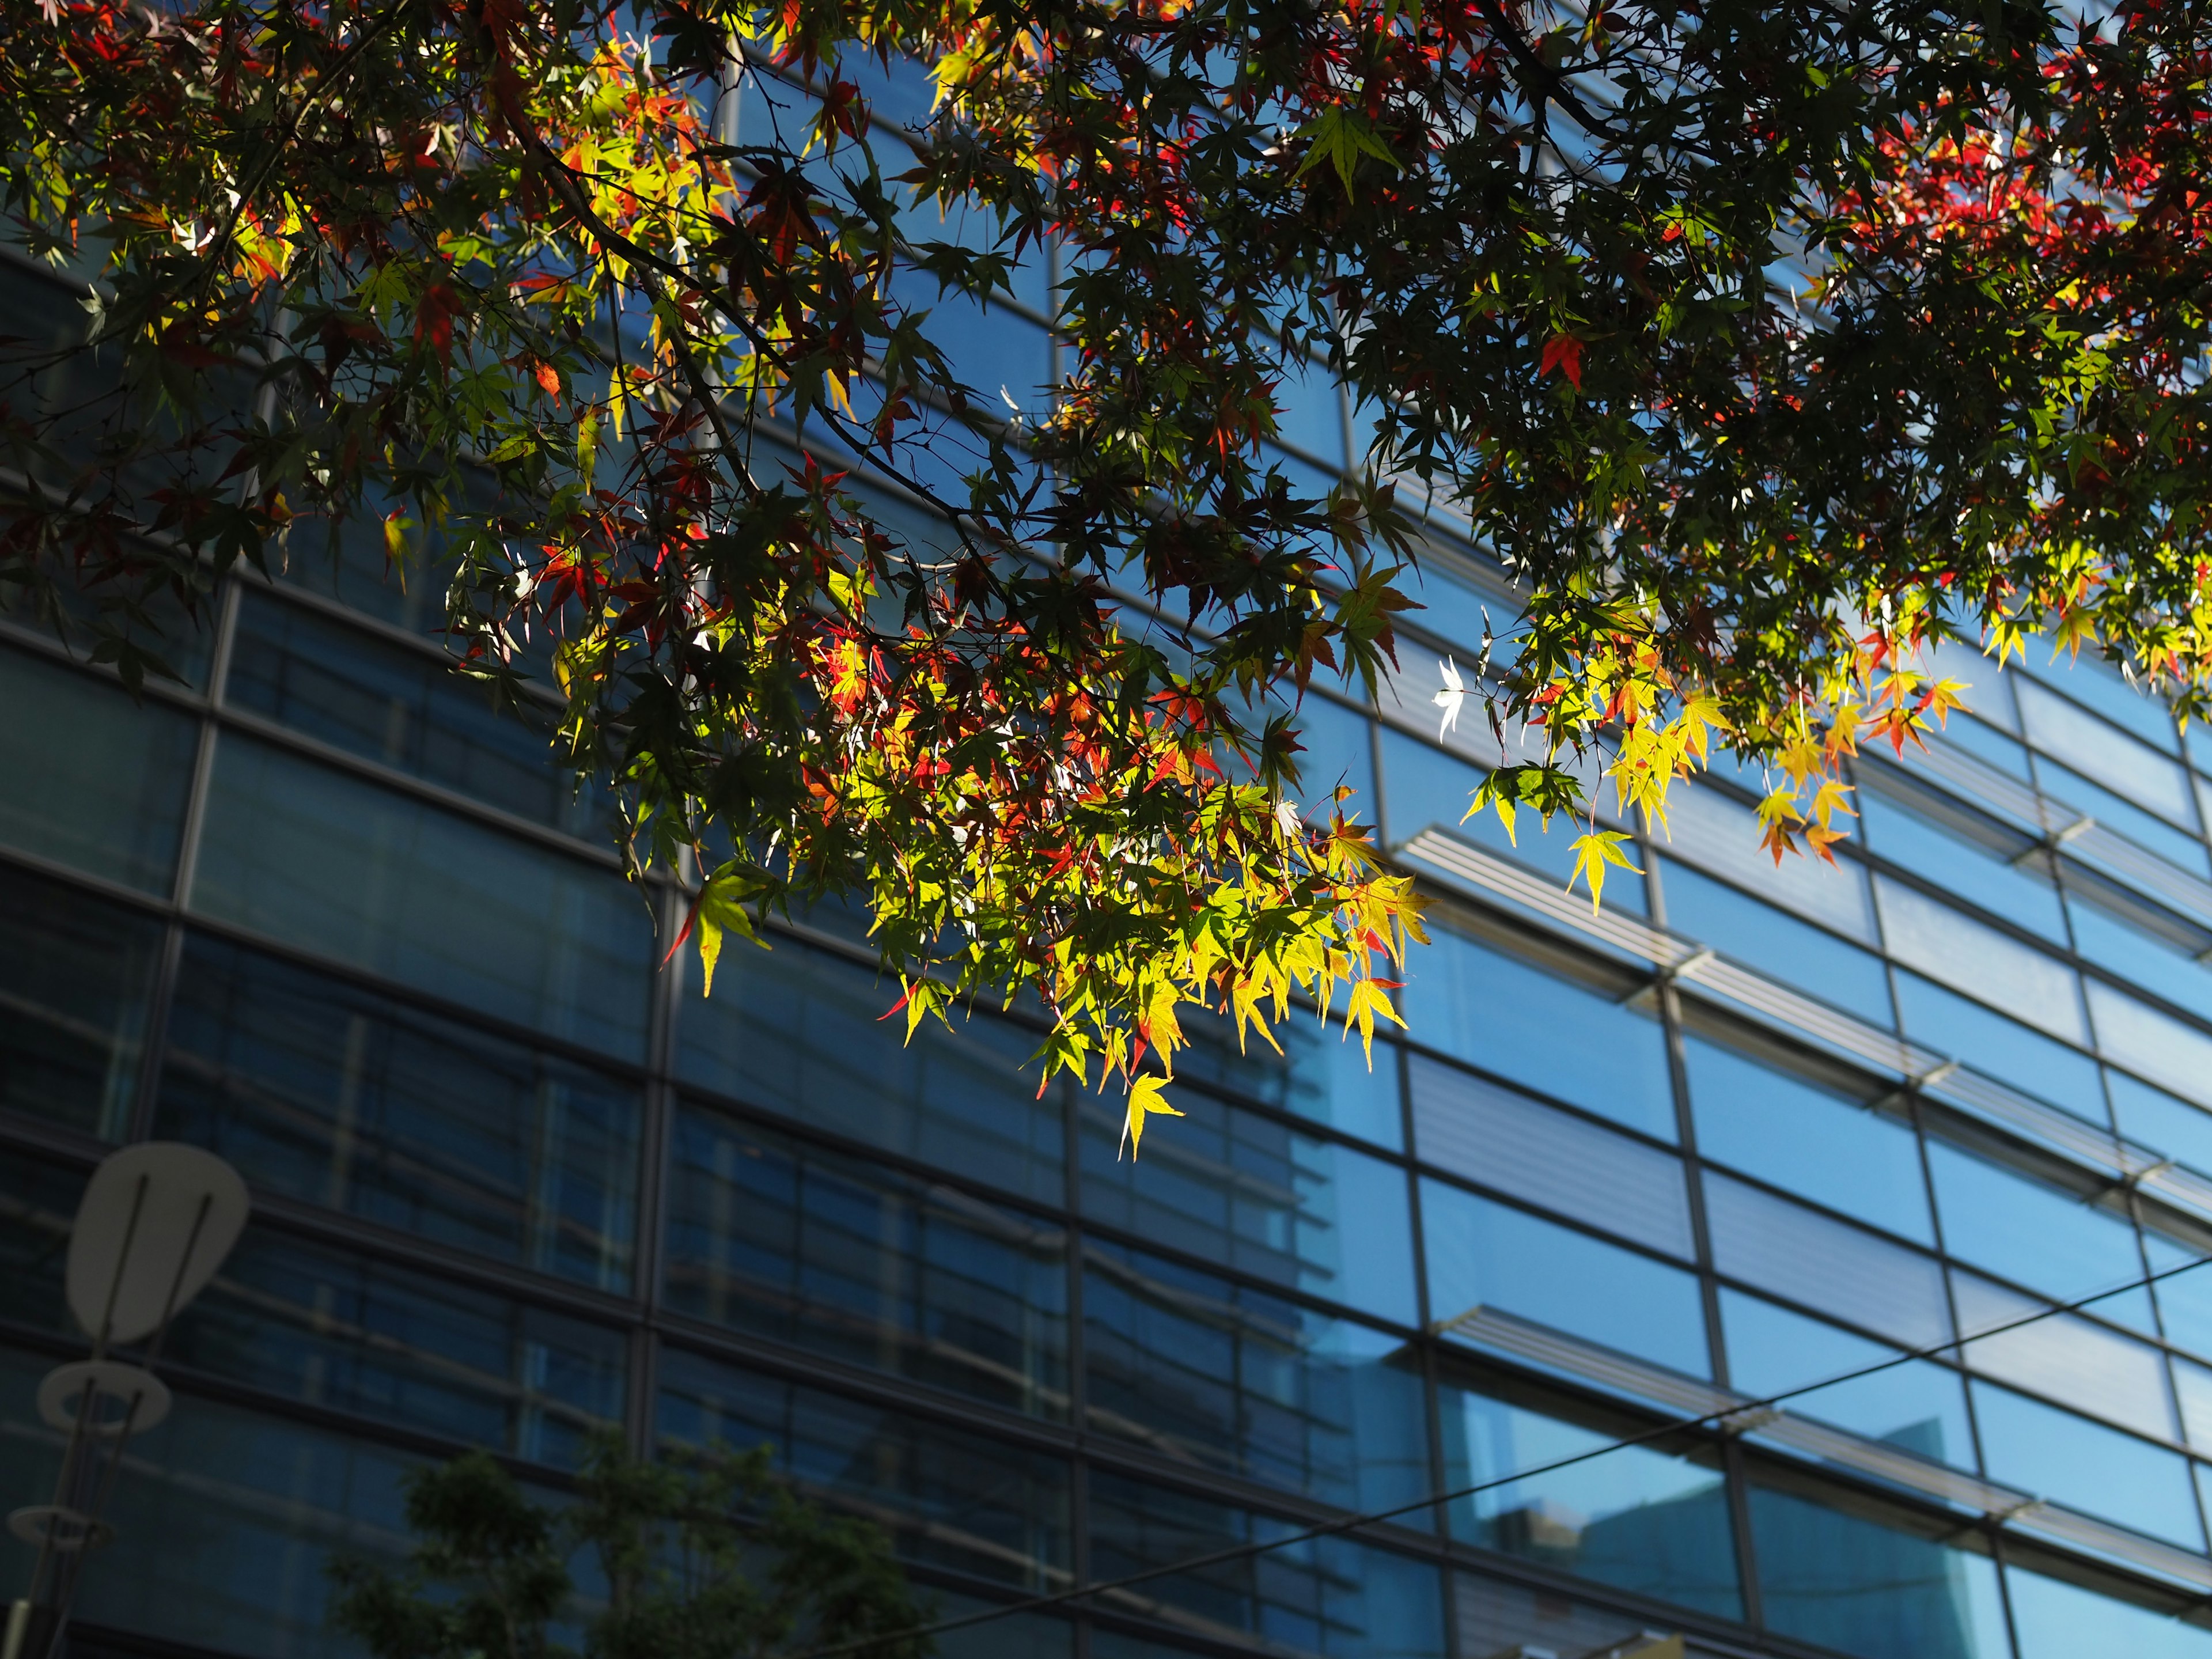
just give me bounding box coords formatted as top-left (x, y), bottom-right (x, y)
top-left (3, 0), bottom-right (2209, 1145)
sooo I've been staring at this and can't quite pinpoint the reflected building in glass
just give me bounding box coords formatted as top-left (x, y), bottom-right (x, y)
top-left (13, 192), bottom-right (2212, 1659)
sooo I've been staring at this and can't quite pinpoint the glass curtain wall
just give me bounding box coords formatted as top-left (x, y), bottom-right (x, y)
top-left (10, 210), bottom-right (2212, 1659)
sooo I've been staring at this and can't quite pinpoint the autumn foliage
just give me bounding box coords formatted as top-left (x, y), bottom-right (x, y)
top-left (2, 0), bottom-right (2208, 1147)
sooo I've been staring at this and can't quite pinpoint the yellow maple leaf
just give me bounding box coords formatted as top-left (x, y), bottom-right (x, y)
top-left (1122, 1073), bottom-right (1184, 1159)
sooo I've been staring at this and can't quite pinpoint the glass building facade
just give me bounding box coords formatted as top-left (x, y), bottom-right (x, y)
top-left (12, 191), bottom-right (2212, 1659)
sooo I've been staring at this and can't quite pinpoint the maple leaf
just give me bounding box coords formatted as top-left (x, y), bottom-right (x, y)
top-left (1433, 655), bottom-right (1466, 736)
top-left (1120, 1072), bottom-right (1184, 1160)
top-left (1540, 334), bottom-right (1585, 389)
top-left (1292, 105), bottom-right (1402, 198)
top-left (1567, 829), bottom-right (1640, 912)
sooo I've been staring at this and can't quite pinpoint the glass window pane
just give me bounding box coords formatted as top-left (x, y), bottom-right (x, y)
top-left (1436, 1368), bottom-right (1739, 1620)
top-left (676, 934), bottom-right (1065, 1205)
top-left (156, 933), bottom-right (640, 1290)
top-left (191, 733), bottom-right (656, 1059)
top-left (654, 1345), bottom-right (1070, 1590)
top-left (0, 860), bottom-right (162, 1139)
top-left (0, 1345), bottom-right (419, 1659)
top-left (0, 642), bottom-right (198, 892)
top-left (1684, 1037), bottom-right (1931, 1243)
top-left (2088, 978), bottom-right (2212, 1113)
top-left (1661, 778), bottom-right (1877, 941)
top-left (226, 589), bottom-right (607, 837)
top-left (1971, 1380), bottom-right (2202, 1548)
top-left (1747, 1473), bottom-right (2009, 1659)
top-left (1279, 692), bottom-right (1376, 823)
top-left (2008, 1565), bottom-right (2212, 1659)
top-left (2070, 898), bottom-right (2212, 1028)
top-left (2111, 1073), bottom-right (2212, 1179)
top-left (1080, 1084), bottom-right (1416, 1324)
top-left (1160, 1013), bottom-right (1403, 1153)
top-left (1450, 1567), bottom-right (1677, 1659)
top-left (1876, 875), bottom-right (2087, 1044)
top-left (885, 269), bottom-right (1054, 416)
top-left (281, 490), bottom-right (458, 632)
top-left (1702, 1173), bottom-right (1950, 1349)
top-left (2018, 678), bottom-right (2192, 820)
top-left (663, 1100), bottom-right (1068, 1418)
top-left (1377, 728), bottom-right (1641, 911)
top-left (1656, 859), bottom-right (1893, 1026)
top-left (2036, 752), bottom-right (2209, 874)
top-left (1403, 926), bottom-right (1675, 1140)
top-left (1926, 1140), bottom-right (2146, 1314)
top-left (1422, 1179), bottom-right (1709, 1377)
top-left (0, 1150), bottom-right (83, 1336)
top-left (1272, 350), bottom-right (1346, 468)
top-left (1409, 1055), bottom-right (1691, 1257)
top-left (1952, 1272), bottom-right (2175, 1441)
top-left (1857, 787), bottom-right (2067, 940)
top-left (1893, 971), bottom-right (2108, 1122)
top-left (1085, 1470), bottom-right (1446, 1659)
top-left (169, 1225), bottom-right (624, 1467)
top-left (2150, 1254), bottom-right (2212, 1363)
top-left (1083, 1238), bottom-right (1427, 1517)
top-left (1719, 1290), bottom-right (1974, 1470)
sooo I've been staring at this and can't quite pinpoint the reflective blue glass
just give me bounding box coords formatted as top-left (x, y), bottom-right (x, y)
top-left (1746, 1476), bottom-right (2009, 1659)
top-left (1272, 349), bottom-right (1347, 467)
top-left (2035, 753), bottom-right (2209, 874)
top-left (663, 1100), bottom-right (1069, 1418)
top-left (2149, 1253), bottom-right (2212, 1362)
top-left (1410, 1056), bottom-right (1692, 1257)
top-left (1422, 1179), bottom-right (1709, 1376)
top-left (885, 268), bottom-right (1054, 416)
top-left (1450, 1567), bottom-right (1675, 1659)
top-left (2008, 1566), bottom-right (2212, 1659)
top-left (156, 933), bottom-right (640, 1289)
top-left (1877, 876), bottom-right (2088, 1044)
top-left (1702, 1173), bottom-right (1950, 1349)
top-left (1952, 1271), bottom-right (2173, 1441)
top-left (1160, 1010), bottom-right (1403, 1152)
top-left (0, 859), bottom-right (161, 1139)
top-left (2111, 1073), bottom-right (2212, 1177)
top-left (1893, 971), bottom-right (2108, 1122)
top-left (226, 589), bottom-right (608, 837)
top-left (1377, 728), bottom-right (1641, 909)
top-left (2018, 675), bottom-right (2189, 801)
top-left (1938, 714), bottom-right (2035, 779)
top-left (1403, 925), bottom-right (1673, 1139)
top-left (0, 642), bottom-right (198, 892)
top-left (1684, 1038), bottom-right (1931, 1243)
top-left (171, 1225), bottom-right (625, 1467)
top-left (2086, 978), bottom-right (2212, 1114)
top-left (1925, 1140), bottom-right (2146, 1316)
top-left (1080, 1085), bottom-right (1417, 1325)
top-left (2070, 900), bottom-right (2212, 1028)
top-left (1085, 1471), bottom-right (1446, 1659)
top-left (655, 1345), bottom-right (1071, 1589)
top-left (1656, 859), bottom-right (1893, 1025)
top-left (0, 1343), bottom-right (416, 1659)
top-left (2018, 654), bottom-right (2181, 752)
top-left (1972, 1381), bottom-right (2202, 1547)
top-left (1084, 1238), bottom-right (1427, 1517)
top-left (1857, 789), bottom-right (2067, 940)
top-left (1719, 1290), bottom-right (1973, 1469)
top-left (1661, 778), bottom-right (1876, 941)
top-left (1436, 1369), bottom-right (1740, 1619)
top-left (191, 733), bottom-right (657, 1058)
top-left (1400, 563), bottom-right (1501, 660)
top-left (676, 935), bottom-right (1065, 1205)
top-left (1278, 691), bottom-right (1376, 823)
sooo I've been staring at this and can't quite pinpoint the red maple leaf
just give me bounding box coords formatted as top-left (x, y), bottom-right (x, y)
top-left (1539, 333), bottom-right (1584, 389)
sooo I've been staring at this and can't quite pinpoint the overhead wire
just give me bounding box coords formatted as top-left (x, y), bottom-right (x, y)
top-left (794, 1245), bottom-right (2212, 1658)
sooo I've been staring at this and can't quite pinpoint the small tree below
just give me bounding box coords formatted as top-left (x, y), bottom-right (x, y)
top-left (329, 1438), bottom-right (931, 1659)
